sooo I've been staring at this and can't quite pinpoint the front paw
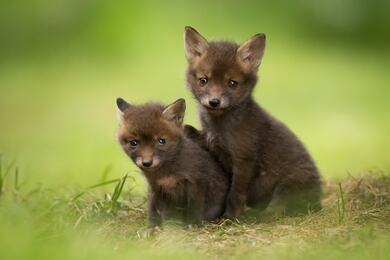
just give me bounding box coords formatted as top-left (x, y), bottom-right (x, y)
top-left (223, 204), bottom-right (244, 219)
top-left (187, 223), bottom-right (201, 230)
top-left (224, 193), bottom-right (246, 219)
top-left (260, 204), bottom-right (285, 222)
top-left (137, 226), bottom-right (161, 239)
top-left (186, 215), bottom-right (202, 226)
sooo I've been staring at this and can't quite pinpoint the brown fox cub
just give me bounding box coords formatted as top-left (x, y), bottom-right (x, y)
top-left (184, 26), bottom-right (322, 219)
top-left (116, 98), bottom-right (228, 226)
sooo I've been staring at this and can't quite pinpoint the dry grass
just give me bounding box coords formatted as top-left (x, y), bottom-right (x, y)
top-left (67, 172), bottom-right (390, 259)
top-left (1, 163), bottom-right (389, 259)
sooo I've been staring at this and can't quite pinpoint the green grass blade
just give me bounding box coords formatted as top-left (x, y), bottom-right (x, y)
top-left (0, 154), bottom-right (3, 195)
top-left (0, 156), bottom-right (19, 195)
top-left (100, 164), bottom-right (112, 183)
top-left (14, 167), bottom-right (19, 190)
top-left (4, 159), bottom-right (16, 179)
top-left (110, 174), bottom-right (128, 207)
top-left (72, 178), bottom-right (121, 201)
top-left (110, 180), bottom-right (121, 205)
top-left (86, 178), bottom-right (121, 190)
top-left (338, 182), bottom-right (345, 224)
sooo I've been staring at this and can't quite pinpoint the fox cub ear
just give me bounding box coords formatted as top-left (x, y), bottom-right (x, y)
top-left (237, 33), bottom-right (266, 71)
top-left (162, 99), bottom-right (186, 126)
top-left (184, 26), bottom-right (209, 64)
top-left (116, 97), bottom-right (131, 112)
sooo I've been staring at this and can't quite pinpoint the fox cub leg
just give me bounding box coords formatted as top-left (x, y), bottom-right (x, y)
top-left (224, 159), bottom-right (257, 219)
top-left (262, 172), bottom-right (322, 219)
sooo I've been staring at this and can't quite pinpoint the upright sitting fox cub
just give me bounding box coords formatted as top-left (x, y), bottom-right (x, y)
top-left (184, 26), bottom-right (322, 219)
top-left (116, 98), bottom-right (228, 226)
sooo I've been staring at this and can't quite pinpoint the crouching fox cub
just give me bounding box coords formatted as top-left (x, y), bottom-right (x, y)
top-left (116, 98), bottom-right (228, 226)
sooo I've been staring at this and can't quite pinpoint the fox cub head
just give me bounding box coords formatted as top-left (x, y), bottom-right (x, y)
top-left (116, 98), bottom-right (186, 172)
top-left (184, 26), bottom-right (266, 114)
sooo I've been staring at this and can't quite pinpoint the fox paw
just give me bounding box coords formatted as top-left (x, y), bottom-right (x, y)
top-left (223, 209), bottom-right (242, 220)
top-left (137, 226), bottom-right (161, 239)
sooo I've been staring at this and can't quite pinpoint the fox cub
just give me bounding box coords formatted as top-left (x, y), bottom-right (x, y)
top-left (184, 26), bottom-right (322, 219)
top-left (116, 98), bottom-right (228, 226)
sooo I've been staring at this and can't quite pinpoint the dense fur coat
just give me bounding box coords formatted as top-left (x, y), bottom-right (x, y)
top-left (184, 26), bottom-right (322, 218)
top-left (116, 98), bottom-right (229, 226)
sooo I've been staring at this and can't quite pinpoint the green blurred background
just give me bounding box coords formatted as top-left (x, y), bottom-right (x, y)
top-left (0, 0), bottom-right (389, 187)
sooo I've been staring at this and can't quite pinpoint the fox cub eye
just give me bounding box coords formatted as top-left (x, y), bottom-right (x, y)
top-left (128, 139), bottom-right (138, 147)
top-left (228, 80), bottom-right (238, 88)
top-left (157, 138), bottom-right (166, 145)
top-left (198, 77), bottom-right (208, 86)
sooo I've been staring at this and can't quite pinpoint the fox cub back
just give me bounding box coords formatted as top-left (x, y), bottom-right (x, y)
top-left (116, 98), bottom-right (228, 226)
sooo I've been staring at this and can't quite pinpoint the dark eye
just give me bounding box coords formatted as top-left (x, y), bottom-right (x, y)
top-left (157, 138), bottom-right (166, 145)
top-left (228, 80), bottom-right (238, 88)
top-left (128, 139), bottom-right (138, 147)
top-left (198, 77), bottom-right (208, 86)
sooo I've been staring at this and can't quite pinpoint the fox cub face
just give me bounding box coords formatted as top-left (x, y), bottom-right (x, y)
top-left (184, 26), bottom-right (266, 114)
top-left (116, 98), bottom-right (186, 172)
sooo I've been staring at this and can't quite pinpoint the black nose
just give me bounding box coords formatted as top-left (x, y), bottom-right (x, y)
top-left (142, 159), bottom-right (153, 167)
top-left (208, 98), bottom-right (221, 108)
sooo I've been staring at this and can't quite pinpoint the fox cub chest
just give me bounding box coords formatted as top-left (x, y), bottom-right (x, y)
top-left (156, 175), bottom-right (186, 196)
top-left (206, 130), bottom-right (234, 174)
top-left (205, 120), bottom-right (256, 173)
top-left (157, 175), bottom-right (179, 189)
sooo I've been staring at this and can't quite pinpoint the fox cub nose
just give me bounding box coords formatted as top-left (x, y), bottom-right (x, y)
top-left (142, 159), bottom-right (153, 167)
top-left (209, 98), bottom-right (221, 108)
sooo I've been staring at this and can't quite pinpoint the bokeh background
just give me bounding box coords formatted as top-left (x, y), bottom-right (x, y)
top-left (0, 0), bottom-right (389, 188)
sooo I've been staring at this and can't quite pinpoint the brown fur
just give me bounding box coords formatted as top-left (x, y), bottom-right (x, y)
top-left (116, 98), bottom-right (229, 226)
top-left (184, 26), bottom-right (322, 219)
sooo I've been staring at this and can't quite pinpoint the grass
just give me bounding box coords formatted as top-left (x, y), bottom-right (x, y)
top-left (0, 155), bottom-right (389, 260)
top-left (337, 182), bottom-right (345, 224)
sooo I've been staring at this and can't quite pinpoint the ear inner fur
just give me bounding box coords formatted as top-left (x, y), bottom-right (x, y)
top-left (116, 97), bottom-right (131, 112)
top-left (184, 26), bottom-right (209, 63)
top-left (162, 98), bottom-right (186, 125)
top-left (237, 33), bottom-right (266, 71)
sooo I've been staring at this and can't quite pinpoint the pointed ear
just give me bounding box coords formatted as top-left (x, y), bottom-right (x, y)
top-left (184, 26), bottom-right (209, 64)
top-left (116, 97), bottom-right (131, 112)
top-left (162, 98), bottom-right (186, 126)
top-left (237, 33), bottom-right (266, 71)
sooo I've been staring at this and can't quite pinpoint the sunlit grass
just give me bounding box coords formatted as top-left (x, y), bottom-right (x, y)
top-left (0, 156), bottom-right (389, 260)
